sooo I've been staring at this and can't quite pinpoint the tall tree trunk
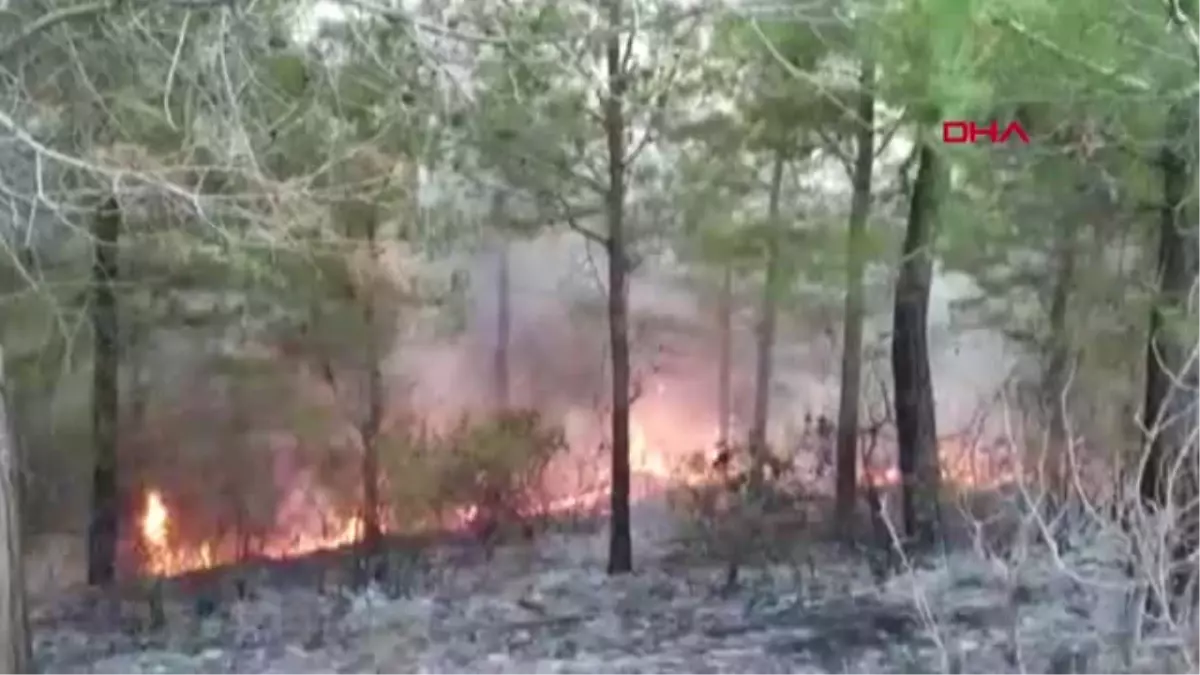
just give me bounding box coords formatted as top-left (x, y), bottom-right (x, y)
top-left (1042, 219), bottom-right (1077, 512)
top-left (493, 194), bottom-right (511, 411)
top-left (88, 196), bottom-right (120, 586)
top-left (1139, 99), bottom-right (1199, 608)
top-left (604, 0), bottom-right (632, 575)
top-left (834, 58), bottom-right (876, 532)
top-left (716, 264), bottom-right (733, 448)
top-left (360, 205), bottom-right (383, 559)
top-left (0, 350), bottom-right (30, 673)
top-left (892, 138), bottom-right (945, 550)
top-left (747, 150), bottom-right (787, 493)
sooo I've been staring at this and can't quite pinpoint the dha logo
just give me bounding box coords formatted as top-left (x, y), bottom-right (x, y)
top-left (942, 120), bottom-right (1030, 144)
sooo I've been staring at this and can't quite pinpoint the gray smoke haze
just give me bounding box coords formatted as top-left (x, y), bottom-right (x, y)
top-left (391, 226), bottom-right (1022, 499)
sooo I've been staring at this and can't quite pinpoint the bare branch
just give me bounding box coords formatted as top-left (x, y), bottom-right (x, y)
top-left (1164, 0), bottom-right (1200, 57)
top-left (331, 0), bottom-right (709, 47)
top-left (625, 10), bottom-right (704, 167)
top-left (874, 117), bottom-right (904, 158)
top-left (994, 17), bottom-right (1155, 93)
top-left (562, 207), bottom-right (608, 247)
top-left (747, 18), bottom-right (866, 128)
top-left (162, 10), bottom-right (193, 132)
top-left (0, 0), bottom-right (112, 59)
top-left (816, 127), bottom-right (853, 173)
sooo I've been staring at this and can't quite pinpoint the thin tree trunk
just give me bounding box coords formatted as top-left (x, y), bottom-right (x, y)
top-left (360, 204), bottom-right (383, 560)
top-left (0, 350), bottom-right (30, 673)
top-left (1140, 98), bottom-right (1197, 504)
top-left (604, 0), bottom-right (632, 575)
top-left (892, 138), bottom-right (945, 550)
top-left (834, 58), bottom-right (876, 533)
top-left (1042, 219), bottom-right (1077, 512)
top-left (717, 264), bottom-right (733, 448)
top-left (88, 196), bottom-right (120, 586)
top-left (747, 150), bottom-right (787, 493)
top-left (493, 194), bottom-right (511, 411)
top-left (1139, 99), bottom-right (1198, 609)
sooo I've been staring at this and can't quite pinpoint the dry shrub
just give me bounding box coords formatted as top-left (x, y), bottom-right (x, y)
top-left (667, 442), bottom-right (813, 585)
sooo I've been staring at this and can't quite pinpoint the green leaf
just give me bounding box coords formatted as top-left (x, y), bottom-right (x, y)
top-left (264, 54), bottom-right (310, 98)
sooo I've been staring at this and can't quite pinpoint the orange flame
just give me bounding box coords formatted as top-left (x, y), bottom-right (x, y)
top-left (857, 439), bottom-right (1015, 490)
top-left (630, 418), bottom-right (672, 479)
top-left (137, 487), bottom-right (367, 577)
top-left (139, 490), bottom-right (216, 576)
top-left (134, 411), bottom-right (1014, 578)
top-left (141, 490), bottom-right (169, 548)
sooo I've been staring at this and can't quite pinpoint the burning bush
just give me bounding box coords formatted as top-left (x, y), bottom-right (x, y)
top-left (434, 410), bottom-right (568, 536)
top-left (381, 409), bottom-right (568, 540)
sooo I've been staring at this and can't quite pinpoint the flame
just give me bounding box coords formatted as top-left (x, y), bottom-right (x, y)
top-left (132, 396), bottom-right (1016, 579)
top-left (137, 487), bottom-right (369, 577)
top-left (633, 417), bottom-right (672, 475)
top-left (856, 439), bottom-right (1016, 490)
top-left (142, 490), bottom-right (169, 548)
top-left (136, 410), bottom-right (684, 577)
top-left (862, 466), bottom-right (901, 486)
top-left (140, 490), bottom-right (213, 577)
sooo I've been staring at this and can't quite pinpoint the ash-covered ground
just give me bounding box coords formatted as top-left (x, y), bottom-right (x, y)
top-left (31, 503), bottom-right (1197, 674)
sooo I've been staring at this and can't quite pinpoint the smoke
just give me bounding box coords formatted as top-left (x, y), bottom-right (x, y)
top-left (388, 231), bottom-right (732, 499)
top-left (390, 231), bottom-right (1019, 491)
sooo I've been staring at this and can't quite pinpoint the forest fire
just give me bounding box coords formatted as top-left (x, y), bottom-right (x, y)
top-left (137, 489), bottom-right (366, 577)
top-left (139, 490), bottom-right (214, 576)
top-left (130, 407), bottom-right (692, 577)
top-left (859, 439), bottom-right (1016, 490)
top-left (134, 410), bottom-right (1014, 579)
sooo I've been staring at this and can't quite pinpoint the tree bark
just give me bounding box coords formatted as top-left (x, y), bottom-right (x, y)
top-left (493, 194), bottom-right (511, 411)
top-left (1139, 98), bottom-right (1198, 607)
top-left (88, 196), bottom-right (121, 586)
top-left (360, 204), bottom-right (383, 559)
top-left (891, 138), bottom-right (945, 550)
top-left (747, 150), bottom-right (787, 494)
top-left (834, 58), bottom-right (876, 533)
top-left (716, 264), bottom-right (733, 448)
top-left (1041, 218), bottom-right (1077, 511)
top-left (0, 349), bottom-right (31, 673)
top-left (604, 0), bottom-right (632, 575)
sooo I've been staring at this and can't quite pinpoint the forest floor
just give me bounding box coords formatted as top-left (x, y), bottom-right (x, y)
top-left (29, 504), bottom-right (1198, 674)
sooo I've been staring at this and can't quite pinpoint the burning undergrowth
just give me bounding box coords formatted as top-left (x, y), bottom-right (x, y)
top-left (112, 244), bottom-right (736, 579)
top-left (115, 347), bottom-right (1020, 581)
top-left (122, 402), bottom-right (586, 578)
top-left (117, 335), bottom-right (722, 580)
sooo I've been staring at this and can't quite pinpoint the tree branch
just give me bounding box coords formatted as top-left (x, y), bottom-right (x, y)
top-left (330, 0), bottom-right (710, 48)
top-left (816, 128), bottom-right (853, 173)
top-left (562, 209), bottom-right (608, 247)
top-left (1164, 0), bottom-right (1200, 58)
top-left (528, 188), bottom-right (608, 245)
top-left (0, 1), bottom-right (112, 59)
top-left (994, 17), bottom-right (1154, 93)
top-left (874, 117), bottom-right (904, 159)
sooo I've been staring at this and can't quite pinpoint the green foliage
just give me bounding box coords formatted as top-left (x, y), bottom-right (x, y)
top-left (8, 0), bottom-right (1197, 578)
top-left (380, 410), bottom-right (568, 526)
top-left (264, 53), bottom-right (311, 98)
top-left (436, 410), bottom-right (568, 510)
